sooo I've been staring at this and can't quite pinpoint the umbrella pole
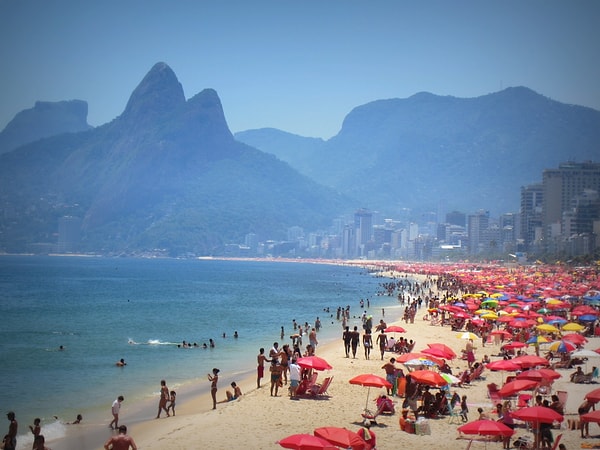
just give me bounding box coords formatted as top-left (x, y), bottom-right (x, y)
top-left (365, 386), bottom-right (371, 411)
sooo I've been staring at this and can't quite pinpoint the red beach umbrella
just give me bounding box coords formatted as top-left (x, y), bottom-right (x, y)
top-left (421, 347), bottom-right (455, 360)
top-left (409, 369), bottom-right (448, 387)
top-left (486, 360), bottom-right (521, 372)
top-left (278, 434), bottom-right (338, 450)
top-left (457, 419), bottom-right (516, 437)
top-left (581, 410), bottom-right (600, 424)
top-left (427, 343), bottom-right (458, 358)
top-left (512, 355), bottom-right (550, 369)
top-left (314, 427), bottom-right (367, 450)
top-left (562, 333), bottom-right (588, 345)
top-left (512, 406), bottom-right (564, 424)
top-left (516, 369), bottom-right (561, 382)
top-left (498, 379), bottom-right (539, 397)
top-left (502, 342), bottom-right (527, 350)
top-left (384, 325), bottom-right (406, 333)
top-left (349, 374), bottom-right (392, 410)
top-left (585, 388), bottom-right (600, 403)
top-left (297, 356), bottom-right (333, 371)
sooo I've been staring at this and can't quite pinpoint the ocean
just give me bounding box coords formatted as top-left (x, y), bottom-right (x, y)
top-left (0, 256), bottom-right (403, 449)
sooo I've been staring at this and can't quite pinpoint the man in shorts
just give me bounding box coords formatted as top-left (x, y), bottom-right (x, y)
top-left (288, 358), bottom-right (301, 399)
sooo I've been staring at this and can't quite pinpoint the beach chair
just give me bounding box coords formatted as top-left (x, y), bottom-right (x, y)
top-left (296, 373), bottom-right (318, 396)
top-left (308, 376), bottom-right (333, 397)
top-left (447, 402), bottom-right (462, 424)
top-left (487, 383), bottom-right (501, 404)
top-left (550, 433), bottom-right (562, 450)
top-left (361, 396), bottom-right (394, 424)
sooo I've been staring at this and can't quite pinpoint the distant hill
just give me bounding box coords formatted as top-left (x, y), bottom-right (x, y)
top-left (237, 87), bottom-right (600, 216)
top-left (0, 100), bottom-right (92, 154)
top-left (0, 63), bottom-right (351, 256)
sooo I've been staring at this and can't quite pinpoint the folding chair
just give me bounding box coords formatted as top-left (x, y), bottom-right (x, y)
top-left (448, 402), bottom-right (462, 424)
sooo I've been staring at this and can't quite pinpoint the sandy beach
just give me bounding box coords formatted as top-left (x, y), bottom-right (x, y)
top-left (89, 269), bottom-right (600, 450)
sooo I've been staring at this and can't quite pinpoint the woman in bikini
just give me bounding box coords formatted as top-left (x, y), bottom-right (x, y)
top-left (208, 368), bottom-right (219, 410)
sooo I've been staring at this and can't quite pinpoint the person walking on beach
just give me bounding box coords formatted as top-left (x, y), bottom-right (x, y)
top-left (309, 327), bottom-right (318, 352)
top-left (342, 326), bottom-right (352, 358)
top-left (109, 395), bottom-right (124, 429)
top-left (5, 412), bottom-right (17, 450)
top-left (257, 348), bottom-right (270, 388)
top-left (29, 417), bottom-right (41, 444)
top-left (166, 390), bottom-right (176, 416)
top-left (156, 380), bottom-right (170, 418)
top-left (376, 329), bottom-right (388, 360)
top-left (363, 329), bottom-right (373, 359)
top-left (104, 425), bottom-right (138, 450)
top-left (208, 368), bottom-right (219, 409)
top-left (350, 326), bottom-right (360, 358)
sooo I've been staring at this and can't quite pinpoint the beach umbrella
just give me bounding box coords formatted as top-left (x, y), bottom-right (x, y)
top-left (409, 369), bottom-right (448, 387)
top-left (349, 374), bottom-right (392, 410)
top-left (421, 347), bottom-right (455, 360)
top-left (440, 373), bottom-right (461, 385)
top-left (403, 358), bottom-right (437, 368)
top-left (297, 356), bottom-right (333, 371)
top-left (457, 332), bottom-right (479, 340)
top-left (502, 341), bottom-right (527, 350)
top-left (509, 319), bottom-right (534, 328)
top-left (562, 322), bottom-right (585, 332)
top-left (581, 410), bottom-right (600, 424)
top-left (512, 406), bottom-right (563, 423)
top-left (526, 335), bottom-right (549, 345)
top-left (490, 330), bottom-right (513, 338)
top-left (578, 314), bottom-right (598, 322)
top-left (547, 340), bottom-right (576, 353)
top-left (498, 379), bottom-right (538, 397)
top-left (562, 333), bottom-right (588, 345)
top-left (427, 343), bottom-right (458, 358)
top-left (396, 352), bottom-right (443, 366)
top-left (516, 368), bottom-right (561, 382)
top-left (278, 434), bottom-right (338, 450)
top-left (313, 427), bottom-right (367, 450)
top-left (536, 324), bottom-right (560, 333)
top-left (457, 419), bottom-right (515, 437)
top-left (572, 349), bottom-right (600, 358)
top-left (584, 388), bottom-right (600, 403)
top-left (486, 360), bottom-right (520, 372)
top-left (384, 325), bottom-right (406, 333)
top-left (512, 355), bottom-right (550, 369)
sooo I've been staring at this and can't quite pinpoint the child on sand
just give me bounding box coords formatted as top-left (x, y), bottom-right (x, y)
top-left (167, 390), bottom-right (176, 416)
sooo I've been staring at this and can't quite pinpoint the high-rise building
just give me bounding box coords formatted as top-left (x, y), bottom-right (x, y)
top-left (542, 161), bottom-right (600, 234)
top-left (467, 210), bottom-right (489, 255)
top-left (354, 209), bottom-right (373, 257)
top-left (520, 183), bottom-right (543, 250)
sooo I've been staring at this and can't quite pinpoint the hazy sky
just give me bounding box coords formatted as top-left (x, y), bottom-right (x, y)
top-left (1, 0), bottom-right (599, 139)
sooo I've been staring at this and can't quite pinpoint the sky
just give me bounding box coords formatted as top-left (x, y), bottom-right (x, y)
top-left (1, 0), bottom-right (599, 139)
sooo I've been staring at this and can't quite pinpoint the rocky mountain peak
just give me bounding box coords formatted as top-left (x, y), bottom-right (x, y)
top-left (120, 62), bottom-right (186, 125)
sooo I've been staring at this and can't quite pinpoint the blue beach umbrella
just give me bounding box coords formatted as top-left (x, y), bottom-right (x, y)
top-left (579, 314), bottom-right (598, 322)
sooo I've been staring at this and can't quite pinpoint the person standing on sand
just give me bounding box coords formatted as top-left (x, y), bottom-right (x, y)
top-left (103, 425), bottom-right (137, 450)
top-left (269, 359), bottom-right (283, 397)
top-left (376, 329), bottom-right (388, 360)
top-left (350, 326), bottom-right (360, 358)
top-left (156, 380), bottom-right (170, 418)
top-left (363, 329), bottom-right (373, 360)
top-left (5, 412), bottom-right (17, 450)
top-left (109, 396), bottom-right (124, 429)
top-left (208, 368), bottom-right (219, 410)
top-left (288, 357), bottom-right (301, 399)
top-left (342, 326), bottom-right (352, 358)
top-left (257, 348), bottom-right (271, 388)
top-left (309, 327), bottom-right (318, 352)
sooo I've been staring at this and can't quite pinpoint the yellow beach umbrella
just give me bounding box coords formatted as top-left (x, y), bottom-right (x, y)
top-left (482, 312), bottom-right (499, 320)
top-left (536, 324), bottom-right (560, 333)
top-left (456, 332), bottom-right (479, 340)
top-left (562, 322), bottom-right (585, 332)
top-left (475, 309), bottom-right (494, 315)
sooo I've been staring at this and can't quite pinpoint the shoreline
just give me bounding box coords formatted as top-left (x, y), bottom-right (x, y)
top-left (42, 261), bottom-right (399, 450)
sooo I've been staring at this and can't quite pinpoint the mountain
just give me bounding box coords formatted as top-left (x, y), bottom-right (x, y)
top-left (236, 87), bottom-right (600, 216)
top-left (0, 63), bottom-right (351, 256)
top-left (0, 100), bottom-right (92, 154)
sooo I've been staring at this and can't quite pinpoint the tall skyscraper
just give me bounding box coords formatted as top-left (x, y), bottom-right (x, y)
top-left (354, 208), bottom-right (373, 257)
top-left (542, 161), bottom-right (600, 232)
top-left (520, 183), bottom-right (543, 250)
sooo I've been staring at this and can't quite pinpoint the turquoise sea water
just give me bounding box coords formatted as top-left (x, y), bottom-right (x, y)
top-left (0, 256), bottom-right (401, 449)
